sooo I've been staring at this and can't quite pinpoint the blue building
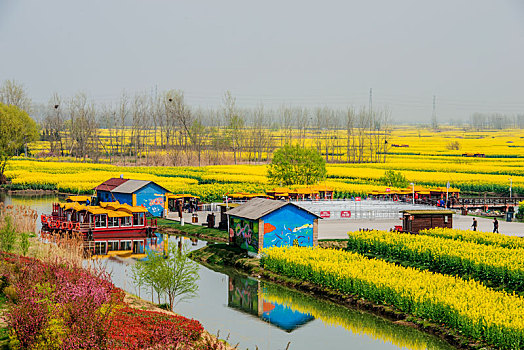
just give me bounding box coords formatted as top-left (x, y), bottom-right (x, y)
top-left (226, 198), bottom-right (320, 254)
top-left (94, 178), bottom-right (169, 217)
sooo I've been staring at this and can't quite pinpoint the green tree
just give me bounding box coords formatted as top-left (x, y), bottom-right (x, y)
top-left (379, 170), bottom-right (408, 188)
top-left (132, 243), bottom-right (199, 311)
top-left (0, 103), bottom-right (39, 182)
top-left (267, 144), bottom-right (327, 186)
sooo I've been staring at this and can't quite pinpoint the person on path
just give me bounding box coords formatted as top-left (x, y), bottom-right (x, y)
top-left (493, 218), bottom-right (499, 233)
top-left (177, 200), bottom-right (183, 219)
top-left (471, 218), bottom-right (477, 231)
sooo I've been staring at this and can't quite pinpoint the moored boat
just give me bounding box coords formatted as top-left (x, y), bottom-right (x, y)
top-left (41, 201), bottom-right (158, 255)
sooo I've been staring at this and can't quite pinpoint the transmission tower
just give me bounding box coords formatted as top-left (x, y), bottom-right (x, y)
top-left (369, 88), bottom-right (373, 116)
top-left (431, 95), bottom-right (438, 129)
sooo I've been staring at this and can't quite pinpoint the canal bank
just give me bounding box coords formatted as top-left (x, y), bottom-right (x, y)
top-left (189, 244), bottom-right (484, 350)
top-left (4, 194), bottom-right (459, 350)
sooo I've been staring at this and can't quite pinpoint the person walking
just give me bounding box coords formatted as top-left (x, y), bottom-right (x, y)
top-left (493, 218), bottom-right (499, 233)
top-left (471, 218), bottom-right (478, 231)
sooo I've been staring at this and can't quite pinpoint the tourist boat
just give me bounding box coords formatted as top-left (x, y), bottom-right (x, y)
top-left (40, 201), bottom-right (158, 255)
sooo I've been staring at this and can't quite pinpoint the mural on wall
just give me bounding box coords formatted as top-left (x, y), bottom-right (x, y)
top-left (136, 187), bottom-right (165, 217)
top-left (263, 205), bottom-right (314, 249)
top-left (229, 217), bottom-right (259, 253)
top-left (227, 274), bottom-right (314, 332)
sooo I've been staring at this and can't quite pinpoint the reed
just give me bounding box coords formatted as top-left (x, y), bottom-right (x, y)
top-left (0, 202), bottom-right (37, 235)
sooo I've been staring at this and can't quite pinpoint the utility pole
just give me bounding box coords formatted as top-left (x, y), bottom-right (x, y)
top-left (431, 95), bottom-right (437, 129)
top-left (369, 88), bottom-right (373, 116)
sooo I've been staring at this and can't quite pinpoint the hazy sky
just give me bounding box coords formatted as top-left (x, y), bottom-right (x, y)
top-left (1, 0), bottom-right (523, 122)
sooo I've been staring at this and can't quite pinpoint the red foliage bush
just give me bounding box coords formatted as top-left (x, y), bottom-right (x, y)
top-left (0, 253), bottom-right (205, 349)
top-left (109, 307), bottom-right (204, 349)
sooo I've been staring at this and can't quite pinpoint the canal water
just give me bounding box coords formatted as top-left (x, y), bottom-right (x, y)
top-left (3, 194), bottom-right (455, 350)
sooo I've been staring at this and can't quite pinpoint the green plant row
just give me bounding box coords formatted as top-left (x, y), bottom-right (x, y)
top-left (346, 230), bottom-right (524, 291)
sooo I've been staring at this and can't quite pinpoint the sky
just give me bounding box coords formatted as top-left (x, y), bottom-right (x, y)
top-left (1, 0), bottom-right (523, 123)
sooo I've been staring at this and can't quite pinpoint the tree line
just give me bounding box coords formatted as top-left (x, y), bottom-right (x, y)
top-left (1, 80), bottom-right (393, 166)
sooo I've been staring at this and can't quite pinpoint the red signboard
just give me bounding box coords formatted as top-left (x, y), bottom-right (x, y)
top-left (355, 197), bottom-right (361, 201)
top-left (341, 211), bottom-right (351, 218)
top-left (385, 188), bottom-right (391, 192)
top-left (320, 211), bottom-right (331, 218)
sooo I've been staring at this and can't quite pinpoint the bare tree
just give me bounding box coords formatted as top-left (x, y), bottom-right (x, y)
top-left (117, 92), bottom-right (129, 165)
top-left (222, 91), bottom-right (244, 164)
top-left (130, 93), bottom-right (149, 163)
top-left (99, 102), bottom-right (117, 162)
top-left (0, 80), bottom-right (32, 113)
top-left (42, 93), bottom-right (64, 156)
top-left (190, 109), bottom-right (207, 166)
top-left (68, 93), bottom-right (98, 162)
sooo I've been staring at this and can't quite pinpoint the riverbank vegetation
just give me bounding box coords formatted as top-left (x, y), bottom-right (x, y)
top-left (0, 205), bottom-right (233, 349)
top-left (190, 244), bottom-right (470, 349)
top-left (261, 246), bottom-right (524, 349)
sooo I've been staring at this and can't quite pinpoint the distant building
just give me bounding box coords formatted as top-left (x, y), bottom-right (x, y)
top-left (226, 198), bottom-right (320, 255)
top-left (94, 178), bottom-right (169, 217)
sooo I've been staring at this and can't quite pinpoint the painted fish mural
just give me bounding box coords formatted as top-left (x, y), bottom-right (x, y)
top-left (292, 223), bottom-right (313, 233)
top-left (264, 224), bottom-right (311, 248)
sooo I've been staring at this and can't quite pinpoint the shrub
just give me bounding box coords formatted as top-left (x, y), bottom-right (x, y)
top-left (446, 141), bottom-right (461, 150)
top-left (378, 170), bottom-right (408, 188)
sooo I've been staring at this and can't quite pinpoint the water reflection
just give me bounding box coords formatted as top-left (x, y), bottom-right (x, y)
top-left (228, 274), bottom-right (314, 332)
top-left (257, 281), bottom-right (455, 350)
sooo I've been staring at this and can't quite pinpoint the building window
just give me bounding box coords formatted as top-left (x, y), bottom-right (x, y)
top-left (95, 215), bottom-right (107, 228)
top-left (108, 241), bottom-right (119, 251)
top-left (133, 213), bottom-right (144, 226)
top-left (121, 241), bottom-right (132, 250)
top-left (94, 242), bottom-right (107, 255)
top-left (122, 217), bottom-right (131, 227)
top-left (108, 217), bottom-right (120, 227)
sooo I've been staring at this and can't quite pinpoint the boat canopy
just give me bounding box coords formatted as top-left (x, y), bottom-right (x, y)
top-left (66, 195), bottom-right (92, 203)
top-left (60, 202), bottom-right (85, 211)
top-left (107, 211), bottom-right (133, 218)
top-left (85, 207), bottom-right (109, 215)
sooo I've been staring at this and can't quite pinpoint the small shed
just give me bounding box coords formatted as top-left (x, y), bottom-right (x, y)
top-left (401, 210), bottom-right (453, 233)
top-left (226, 198), bottom-right (320, 254)
top-left (94, 178), bottom-right (170, 217)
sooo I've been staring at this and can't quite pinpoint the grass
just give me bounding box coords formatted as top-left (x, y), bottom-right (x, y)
top-left (188, 244), bottom-right (258, 270)
top-left (0, 293), bottom-right (9, 349)
top-left (156, 218), bottom-right (229, 242)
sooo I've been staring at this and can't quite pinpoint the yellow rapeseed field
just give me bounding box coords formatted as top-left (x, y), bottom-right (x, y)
top-left (6, 126), bottom-right (524, 200)
top-left (262, 246), bottom-right (524, 349)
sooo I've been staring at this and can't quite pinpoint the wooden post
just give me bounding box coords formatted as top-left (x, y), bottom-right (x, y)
top-left (313, 219), bottom-right (318, 246)
top-left (258, 219), bottom-right (264, 253)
